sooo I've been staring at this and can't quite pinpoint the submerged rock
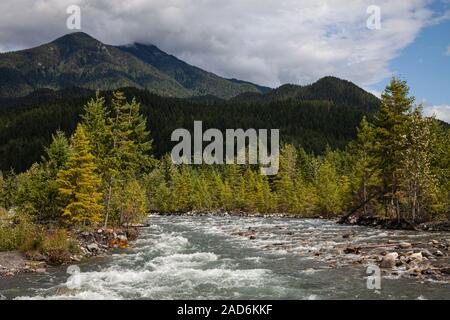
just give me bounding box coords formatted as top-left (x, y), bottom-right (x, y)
top-left (343, 246), bottom-right (360, 254)
top-left (398, 242), bottom-right (412, 249)
top-left (86, 243), bottom-right (99, 252)
top-left (409, 252), bottom-right (423, 261)
top-left (380, 252), bottom-right (398, 269)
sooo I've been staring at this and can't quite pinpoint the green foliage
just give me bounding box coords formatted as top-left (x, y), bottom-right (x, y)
top-left (112, 179), bottom-right (148, 224)
top-left (15, 163), bottom-right (61, 222)
top-left (0, 210), bottom-right (37, 251)
top-left (56, 125), bottom-right (104, 225)
top-left (0, 170), bottom-right (18, 209)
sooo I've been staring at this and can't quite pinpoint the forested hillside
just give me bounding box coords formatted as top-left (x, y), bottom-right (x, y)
top-left (0, 81), bottom-right (376, 172)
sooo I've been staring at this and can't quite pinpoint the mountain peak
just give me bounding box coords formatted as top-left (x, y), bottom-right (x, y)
top-left (51, 32), bottom-right (102, 48)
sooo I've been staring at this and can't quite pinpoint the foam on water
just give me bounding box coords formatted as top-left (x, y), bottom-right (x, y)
top-left (5, 215), bottom-right (449, 300)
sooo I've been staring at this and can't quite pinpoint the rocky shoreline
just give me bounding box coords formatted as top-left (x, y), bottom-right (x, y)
top-left (156, 211), bottom-right (450, 231)
top-left (341, 215), bottom-right (450, 232)
top-left (0, 225), bottom-right (147, 277)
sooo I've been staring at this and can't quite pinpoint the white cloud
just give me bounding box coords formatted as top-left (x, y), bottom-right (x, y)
top-left (446, 45), bottom-right (450, 55)
top-left (424, 104), bottom-right (450, 123)
top-left (0, 0), bottom-right (444, 88)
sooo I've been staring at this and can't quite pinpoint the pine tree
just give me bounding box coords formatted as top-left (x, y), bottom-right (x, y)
top-left (294, 172), bottom-right (317, 216)
top-left (42, 131), bottom-right (70, 174)
top-left (348, 116), bottom-right (378, 215)
top-left (374, 77), bottom-right (414, 220)
top-left (314, 159), bottom-right (348, 216)
top-left (81, 92), bottom-right (111, 170)
top-left (173, 165), bottom-right (192, 212)
top-left (86, 91), bottom-right (153, 227)
top-left (56, 125), bottom-right (104, 226)
top-left (273, 145), bottom-right (297, 213)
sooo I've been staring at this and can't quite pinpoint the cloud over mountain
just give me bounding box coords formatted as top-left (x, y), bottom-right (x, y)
top-left (0, 0), bottom-right (443, 89)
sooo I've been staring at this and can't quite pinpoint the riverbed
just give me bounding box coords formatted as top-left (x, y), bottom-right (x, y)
top-left (0, 215), bottom-right (449, 299)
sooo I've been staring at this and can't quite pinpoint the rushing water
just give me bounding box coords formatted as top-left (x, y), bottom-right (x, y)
top-left (0, 215), bottom-right (449, 300)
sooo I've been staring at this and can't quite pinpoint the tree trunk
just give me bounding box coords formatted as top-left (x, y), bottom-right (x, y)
top-left (104, 175), bottom-right (113, 228)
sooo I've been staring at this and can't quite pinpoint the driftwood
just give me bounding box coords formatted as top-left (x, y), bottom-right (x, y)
top-left (337, 193), bottom-right (381, 224)
top-left (122, 222), bottom-right (150, 228)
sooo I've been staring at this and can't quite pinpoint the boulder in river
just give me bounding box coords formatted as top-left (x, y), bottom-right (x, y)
top-left (380, 252), bottom-right (398, 268)
top-left (87, 243), bottom-right (99, 252)
top-left (409, 252), bottom-right (423, 261)
top-left (343, 246), bottom-right (360, 254)
top-left (434, 250), bottom-right (444, 257)
top-left (398, 242), bottom-right (412, 249)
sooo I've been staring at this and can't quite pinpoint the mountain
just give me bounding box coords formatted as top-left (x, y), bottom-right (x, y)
top-left (0, 86), bottom-right (372, 172)
top-left (232, 76), bottom-right (380, 113)
top-left (0, 32), bottom-right (268, 99)
top-left (118, 43), bottom-right (270, 99)
top-left (0, 32), bottom-right (192, 98)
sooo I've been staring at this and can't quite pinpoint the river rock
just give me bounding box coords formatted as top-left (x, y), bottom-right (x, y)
top-left (117, 234), bottom-right (128, 242)
top-left (440, 267), bottom-right (450, 275)
top-left (343, 246), bottom-right (360, 254)
top-left (86, 243), bottom-right (99, 252)
top-left (380, 252), bottom-right (398, 268)
top-left (410, 252), bottom-right (423, 261)
top-left (421, 250), bottom-right (433, 259)
top-left (122, 222), bottom-right (150, 228)
top-left (434, 250), bottom-right (444, 257)
top-left (398, 242), bottom-right (412, 249)
top-left (35, 268), bottom-right (46, 273)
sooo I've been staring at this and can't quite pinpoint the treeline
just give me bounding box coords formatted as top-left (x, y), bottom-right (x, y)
top-left (144, 78), bottom-right (450, 223)
top-left (0, 86), bottom-right (371, 172)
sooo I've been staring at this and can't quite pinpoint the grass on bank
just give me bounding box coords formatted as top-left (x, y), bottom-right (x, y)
top-left (0, 208), bottom-right (78, 259)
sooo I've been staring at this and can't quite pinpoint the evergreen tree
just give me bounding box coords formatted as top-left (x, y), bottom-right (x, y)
top-left (42, 131), bottom-right (70, 174)
top-left (173, 165), bottom-right (192, 212)
top-left (56, 125), bottom-right (104, 226)
top-left (81, 92), bottom-right (111, 170)
top-left (374, 77), bottom-right (414, 220)
top-left (273, 145), bottom-right (297, 213)
top-left (348, 116), bottom-right (378, 215)
top-left (314, 159), bottom-right (348, 216)
top-left (103, 91), bottom-right (153, 226)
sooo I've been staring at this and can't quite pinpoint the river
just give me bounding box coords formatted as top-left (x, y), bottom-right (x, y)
top-left (0, 215), bottom-right (449, 299)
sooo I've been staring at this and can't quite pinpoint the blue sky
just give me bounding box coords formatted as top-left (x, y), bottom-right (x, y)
top-left (371, 0), bottom-right (450, 117)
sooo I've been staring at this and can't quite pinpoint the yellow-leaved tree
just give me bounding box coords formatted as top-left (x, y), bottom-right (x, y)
top-left (56, 124), bottom-right (104, 226)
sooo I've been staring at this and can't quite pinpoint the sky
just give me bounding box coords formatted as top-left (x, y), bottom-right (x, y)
top-left (0, 0), bottom-right (449, 121)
